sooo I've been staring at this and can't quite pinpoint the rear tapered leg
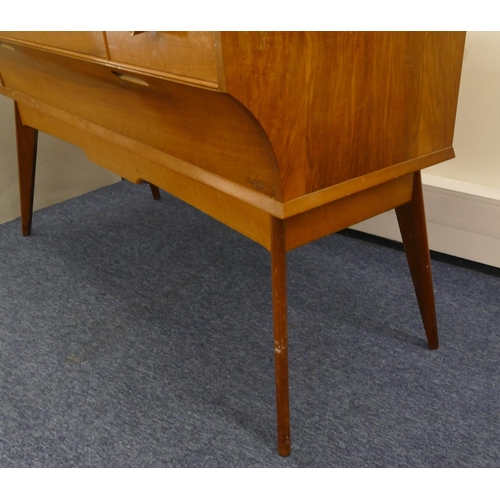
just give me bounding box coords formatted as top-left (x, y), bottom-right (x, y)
top-left (14, 102), bottom-right (38, 237)
top-left (395, 171), bottom-right (438, 349)
top-left (149, 183), bottom-right (161, 200)
top-left (270, 217), bottom-right (291, 456)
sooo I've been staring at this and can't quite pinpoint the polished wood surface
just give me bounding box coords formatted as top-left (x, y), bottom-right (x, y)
top-left (284, 174), bottom-right (414, 251)
top-left (0, 32), bottom-right (465, 455)
top-left (106, 31), bottom-right (218, 85)
top-left (220, 32), bottom-right (465, 201)
top-left (0, 44), bottom-right (277, 198)
top-left (0, 31), bottom-right (107, 58)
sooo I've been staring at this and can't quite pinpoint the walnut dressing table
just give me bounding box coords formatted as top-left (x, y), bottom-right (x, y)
top-left (0, 31), bottom-right (466, 456)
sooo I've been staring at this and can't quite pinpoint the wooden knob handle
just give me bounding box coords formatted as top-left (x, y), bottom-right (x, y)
top-left (128, 31), bottom-right (146, 36)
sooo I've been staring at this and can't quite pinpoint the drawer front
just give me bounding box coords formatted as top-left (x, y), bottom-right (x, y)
top-left (106, 31), bottom-right (218, 85)
top-left (0, 32), bottom-right (107, 58)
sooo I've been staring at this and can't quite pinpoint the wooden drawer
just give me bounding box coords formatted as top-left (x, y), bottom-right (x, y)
top-left (0, 32), bottom-right (107, 58)
top-left (105, 31), bottom-right (218, 85)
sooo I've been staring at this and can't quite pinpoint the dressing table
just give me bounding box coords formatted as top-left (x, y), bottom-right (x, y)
top-left (0, 32), bottom-right (466, 456)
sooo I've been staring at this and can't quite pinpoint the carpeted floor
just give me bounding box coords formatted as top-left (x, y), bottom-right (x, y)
top-left (1, 180), bottom-right (499, 467)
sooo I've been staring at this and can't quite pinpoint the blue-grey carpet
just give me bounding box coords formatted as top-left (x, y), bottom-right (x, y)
top-left (1, 180), bottom-right (499, 467)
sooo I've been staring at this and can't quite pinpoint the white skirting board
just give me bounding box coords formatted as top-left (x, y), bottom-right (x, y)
top-left (351, 173), bottom-right (500, 269)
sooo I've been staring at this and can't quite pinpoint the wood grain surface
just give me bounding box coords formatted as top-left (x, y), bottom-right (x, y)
top-left (220, 32), bottom-right (466, 201)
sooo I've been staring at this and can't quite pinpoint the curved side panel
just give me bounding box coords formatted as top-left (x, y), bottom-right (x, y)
top-left (0, 42), bottom-right (279, 198)
top-left (220, 32), bottom-right (466, 202)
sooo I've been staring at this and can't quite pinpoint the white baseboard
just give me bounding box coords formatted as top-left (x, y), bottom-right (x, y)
top-left (351, 173), bottom-right (500, 269)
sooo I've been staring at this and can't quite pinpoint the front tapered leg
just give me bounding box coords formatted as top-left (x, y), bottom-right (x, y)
top-left (14, 102), bottom-right (38, 236)
top-left (271, 217), bottom-right (291, 456)
top-left (395, 171), bottom-right (438, 350)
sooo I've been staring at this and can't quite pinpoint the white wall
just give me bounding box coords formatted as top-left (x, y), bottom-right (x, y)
top-left (426, 31), bottom-right (500, 190)
top-left (0, 94), bottom-right (120, 226)
top-left (353, 31), bottom-right (500, 268)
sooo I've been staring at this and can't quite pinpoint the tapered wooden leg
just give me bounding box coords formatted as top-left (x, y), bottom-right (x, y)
top-left (395, 171), bottom-right (438, 350)
top-left (270, 217), bottom-right (291, 456)
top-left (149, 183), bottom-right (161, 200)
top-left (14, 102), bottom-right (38, 237)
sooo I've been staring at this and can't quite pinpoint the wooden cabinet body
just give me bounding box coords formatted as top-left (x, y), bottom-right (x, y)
top-left (0, 31), bottom-right (466, 456)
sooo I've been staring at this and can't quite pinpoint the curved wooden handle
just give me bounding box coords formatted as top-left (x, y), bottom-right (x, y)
top-left (111, 71), bottom-right (149, 87)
